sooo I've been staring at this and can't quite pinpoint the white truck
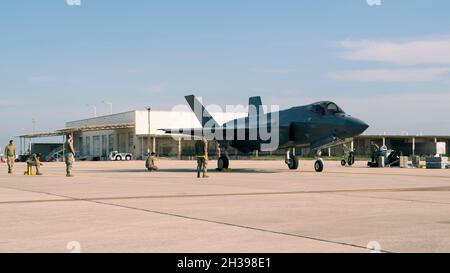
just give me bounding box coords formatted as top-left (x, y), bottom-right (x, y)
top-left (109, 151), bottom-right (133, 161)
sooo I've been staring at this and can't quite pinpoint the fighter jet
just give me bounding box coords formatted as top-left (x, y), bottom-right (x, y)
top-left (161, 95), bottom-right (369, 172)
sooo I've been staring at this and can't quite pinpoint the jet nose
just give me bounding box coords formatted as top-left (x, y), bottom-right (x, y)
top-left (346, 117), bottom-right (369, 136)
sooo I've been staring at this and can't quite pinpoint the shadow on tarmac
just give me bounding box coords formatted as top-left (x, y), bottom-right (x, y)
top-left (81, 168), bottom-right (278, 174)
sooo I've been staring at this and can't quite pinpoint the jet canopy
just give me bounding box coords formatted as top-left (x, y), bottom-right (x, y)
top-left (308, 101), bottom-right (345, 116)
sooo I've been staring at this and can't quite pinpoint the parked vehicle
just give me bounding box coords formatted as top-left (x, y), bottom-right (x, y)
top-left (109, 151), bottom-right (133, 161)
top-left (17, 154), bottom-right (30, 163)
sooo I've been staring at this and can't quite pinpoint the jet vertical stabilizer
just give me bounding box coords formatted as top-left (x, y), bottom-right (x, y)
top-left (185, 95), bottom-right (219, 128)
top-left (248, 96), bottom-right (264, 117)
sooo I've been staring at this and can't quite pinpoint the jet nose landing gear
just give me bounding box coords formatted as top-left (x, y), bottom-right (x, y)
top-left (314, 150), bottom-right (324, 172)
top-left (341, 151), bottom-right (355, 167)
top-left (314, 159), bottom-right (324, 172)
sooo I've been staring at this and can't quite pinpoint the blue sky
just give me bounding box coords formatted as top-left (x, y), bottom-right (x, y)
top-left (1, 0), bottom-right (450, 146)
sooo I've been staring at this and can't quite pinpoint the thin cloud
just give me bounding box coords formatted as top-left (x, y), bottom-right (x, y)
top-left (330, 68), bottom-right (450, 82)
top-left (339, 38), bottom-right (450, 65)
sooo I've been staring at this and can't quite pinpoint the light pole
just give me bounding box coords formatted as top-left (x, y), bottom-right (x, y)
top-left (102, 101), bottom-right (113, 115)
top-left (146, 107), bottom-right (151, 154)
top-left (86, 104), bottom-right (97, 117)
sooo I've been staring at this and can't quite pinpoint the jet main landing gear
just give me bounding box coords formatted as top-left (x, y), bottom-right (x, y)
top-left (217, 144), bottom-right (230, 171)
top-left (217, 156), bottom-right (229, 171)
top-left (285, 148), bottom-right (299, 170)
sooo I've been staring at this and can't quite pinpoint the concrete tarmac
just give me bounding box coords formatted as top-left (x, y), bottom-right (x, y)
top-left (0, 160), bottom-right (449, 253)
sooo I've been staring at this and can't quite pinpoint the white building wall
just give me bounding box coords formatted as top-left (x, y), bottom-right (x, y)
top-left (135, 110), bottom-right (247, 135)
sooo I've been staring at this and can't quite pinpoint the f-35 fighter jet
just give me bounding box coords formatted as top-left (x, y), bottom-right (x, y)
top-left (161, 95), bottom-right (369, 172)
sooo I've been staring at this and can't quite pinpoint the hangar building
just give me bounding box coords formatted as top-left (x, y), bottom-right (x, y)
top-left (66, 110), bottom-right (246, 160)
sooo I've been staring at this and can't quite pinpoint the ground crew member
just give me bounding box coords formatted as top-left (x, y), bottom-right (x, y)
top-left (370, 142), bottom-right (380, 163)
top-left (27, 153), bottom-right (43, 175)
top-left (342, 143), bottom-right (355, 166)
top-left (195, 137), bottom-right (208, 178)
top-left (65, 134), bottom-right (75, 177)
top-left (145, 152), bottom-right (159, 171)
top-left (5, 140), bottom-right (16, 174)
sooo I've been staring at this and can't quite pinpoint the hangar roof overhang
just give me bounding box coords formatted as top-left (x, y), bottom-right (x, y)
top-left (358, 134), bottom-right (450, 140)
top-left (18, 123), bottom-right (135, 139)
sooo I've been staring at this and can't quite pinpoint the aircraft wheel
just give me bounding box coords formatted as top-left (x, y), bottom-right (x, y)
top-left (287, 156), bottom-right (299, 170)
top-left (217, 156), bottom-right (229, 171)
top-left (341, 159), bottom-right (346, 166)
top-left (314, 160), bottom-right (324, 172)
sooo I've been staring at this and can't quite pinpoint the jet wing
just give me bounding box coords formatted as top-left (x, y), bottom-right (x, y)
top-left (159, 127), bottom-right (265, 140)
top-left (158, 128), bottom-right (204, 136)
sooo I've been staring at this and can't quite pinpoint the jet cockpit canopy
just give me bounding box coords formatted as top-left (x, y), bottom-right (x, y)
top-left (308, 101), bottom-right (345, 116)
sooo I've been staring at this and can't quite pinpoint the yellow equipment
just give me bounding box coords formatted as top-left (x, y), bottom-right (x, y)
top-left (24, 164), bottom-right (37, 176)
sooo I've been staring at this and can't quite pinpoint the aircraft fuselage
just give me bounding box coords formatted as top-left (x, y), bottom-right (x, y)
top-left (223, 101), bottom-right (369, 153)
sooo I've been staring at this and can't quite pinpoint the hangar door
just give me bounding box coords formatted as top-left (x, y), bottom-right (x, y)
top-left (102, 135), bottom-right (107, 157)
top-left (93, 136), bottom-right (101, 157)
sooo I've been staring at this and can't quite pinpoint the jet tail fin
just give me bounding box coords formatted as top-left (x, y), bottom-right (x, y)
top-left (248, 96), bottom-right (264, 116)
top-left (185, 95), bottom-right (219, 128)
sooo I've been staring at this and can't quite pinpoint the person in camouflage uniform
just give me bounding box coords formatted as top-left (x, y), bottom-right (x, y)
top-left (5, 140), bottom-right (16, 174)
